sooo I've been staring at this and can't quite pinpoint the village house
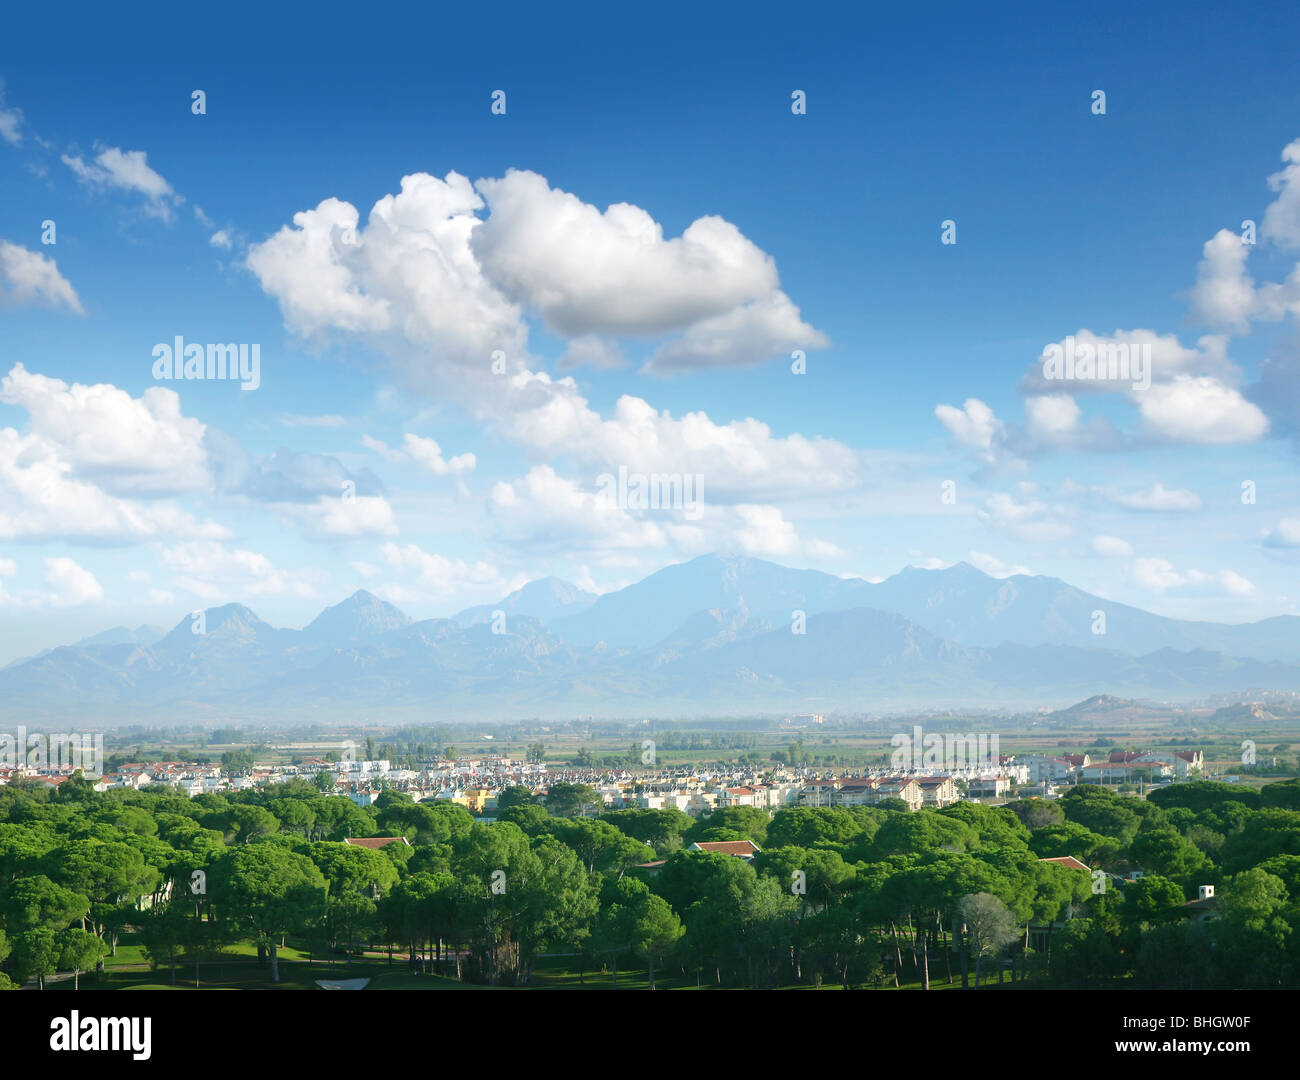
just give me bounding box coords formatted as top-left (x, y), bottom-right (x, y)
top-left (876, 777), bottom-right (924, 810)
top-left (687, 839), bottom-right (761, 860)
top-left (967, 775), bottom-right (1011, 800)
top-left (1184, 884), bottom-right (1218, 924)
top-left (916, 776), bottom-right (959, 807)
top-left (1020, 755), bottom-right (1080, 784)
top-left (1136, 749), bottom-right (1203, 777)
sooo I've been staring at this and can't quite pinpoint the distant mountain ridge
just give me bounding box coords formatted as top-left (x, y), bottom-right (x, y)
top-left (2, 555), bottom-right (1298, 721)
top-left (858, 562), bottom-right (1300, 661)
top-left (454, 577), bottom-right (597, 627)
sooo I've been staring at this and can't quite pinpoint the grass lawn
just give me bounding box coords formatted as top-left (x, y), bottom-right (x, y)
top-left (38, 935), bottom-right (998, 991)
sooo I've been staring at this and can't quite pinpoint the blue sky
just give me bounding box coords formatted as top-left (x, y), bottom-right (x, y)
top-left (1, 2), bottom-right (1299, 663)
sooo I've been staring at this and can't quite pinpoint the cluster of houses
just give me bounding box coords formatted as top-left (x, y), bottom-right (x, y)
top-left (0, 740), bottom-right (1206, 816)
top-left (1019, 749), bottom-right (1203, 790)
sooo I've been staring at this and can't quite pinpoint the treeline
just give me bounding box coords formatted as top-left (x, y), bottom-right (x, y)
top-left (1, 775), bottom-right (1299, 989)
top-left (649, 732), bottom-right (760, 751)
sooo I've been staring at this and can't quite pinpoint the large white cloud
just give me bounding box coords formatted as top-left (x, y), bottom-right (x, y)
top-left (486, 464), bottom-right (838, 563)
top-left (247, 173), bottom-right (525, 363)
top-left (500, 371), bottom-right (860, 501)
top-left (1135, 374), bottom-right (1268, 444)
top-left (1024, 329), bottom-right (1238, 393)
top-left (470, 168), bottom-right (825, 368)
top-left (942, 327), bottom-right (1267, 467)
top-left (473, 169), bottom-right (778, 335)
top-left (248, 170), bottom-right (850, 505)
top-left (1, 363), bottom-right (208, 495)
top-left (0, 426), bottom-right (226, 543)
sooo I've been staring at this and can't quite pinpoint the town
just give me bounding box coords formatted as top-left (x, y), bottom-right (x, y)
top-left (2, 707), bottom-right (1295, 994)
top-left (0, 735), bottom-right (1211, 814)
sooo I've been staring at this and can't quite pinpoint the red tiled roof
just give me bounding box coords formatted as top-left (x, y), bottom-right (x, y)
top-left (692, 840), bottom-right (760, 857)
top-left (1039, 856), bottom-right (1090, 872)
top-left (342, 836), bottom-right (410, 849)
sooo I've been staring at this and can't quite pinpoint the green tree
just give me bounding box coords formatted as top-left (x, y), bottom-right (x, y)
top-left (955, 892), bottom-right (1018, 988)
top-left (450, 823), bottom-right (598, 985)
top-left (1060, 787), bottom-right (1141, 844)
top-left (1122, 875), bottom-right (1187, 927)
top-left (545, 782), bottom-right (601, 818)
top-left (634, 892), bottom-right (683, 989)
top-left (590, 877), bottom-right (646, 986)
top-left (54, 927), bottom-right (107, 990)
top-left (10, 928), bottom-right (58, 989)
top-left (48, 840), bottom-right (157, 957)
top-left (1260, 777), bottom-right (1300, 811)
top-left (495, 786), bottom-right (536, 813)
top-left (211, 844), bottom-right (327, 983)
top-left (766, 807), bottom-right (864, 849)
top-left (381, 871), bottom-right (459, 974)
top-left (0, 875), bottom-right (90, 934)
top-left (221, 749), bottom-right (255, 771)
top-left (549, 818), bottom-right (649, 877)
top-left (1131, 827), bottom-right (1212, 882)
top-left (223, 804), bottom-right (281, 845)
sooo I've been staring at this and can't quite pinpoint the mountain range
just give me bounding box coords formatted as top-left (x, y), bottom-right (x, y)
top-left (3, 553), bottom-right (1298, 722)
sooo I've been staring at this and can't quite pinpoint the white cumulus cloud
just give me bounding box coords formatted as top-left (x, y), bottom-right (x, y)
top-left (0, 241), bottom-right (84, 314)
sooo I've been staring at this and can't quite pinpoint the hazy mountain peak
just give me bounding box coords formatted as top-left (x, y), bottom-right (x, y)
top-left (512, 577), bottom-right (596, 603)
top-left (5, 554), bottom-right (1300, 720)
top-left (896, 560), bottom-right (987, 578)
top-left (197, 602), bottom-right (264, 626)
top-left (304, 589), bottom-right (412, 638)
top-left (454, 576), bottom-right (596, 627)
